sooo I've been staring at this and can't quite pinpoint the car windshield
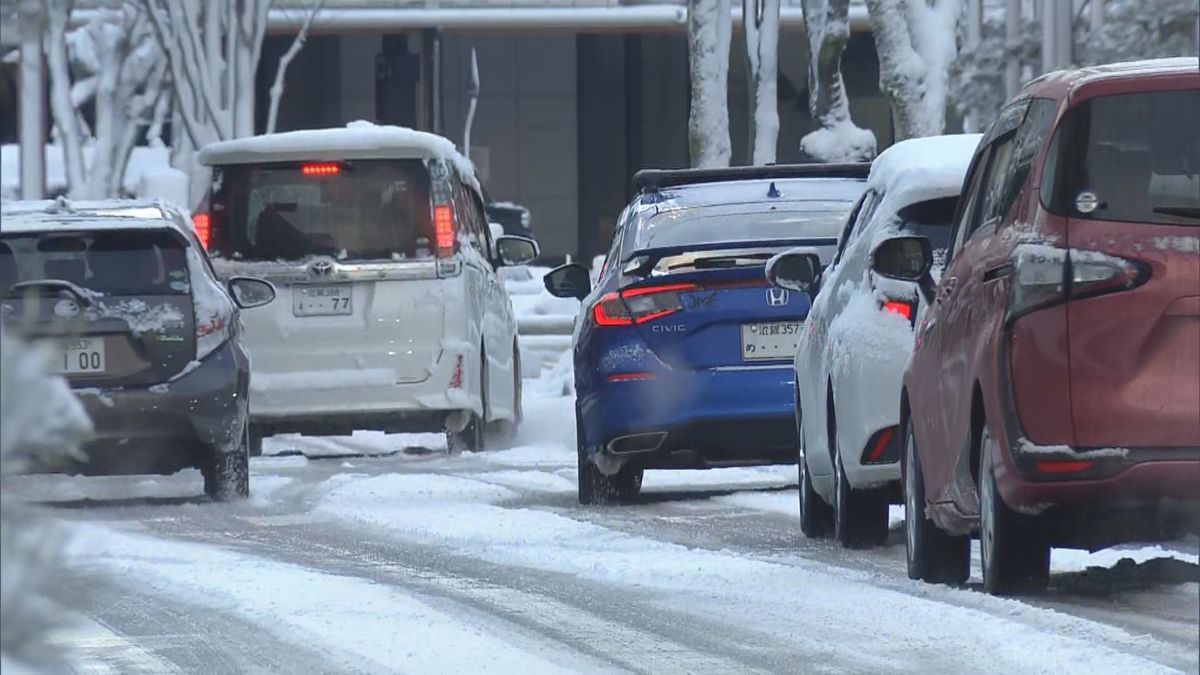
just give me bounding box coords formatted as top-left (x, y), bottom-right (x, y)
top-left (1048, 88), bottom-right (1200, 226)
top-left (633, 202), bottom-right (855, 253)
top-left (209, 159), bottom-right (435, 261)
top-left (0, 228), bottom-right (189, 297)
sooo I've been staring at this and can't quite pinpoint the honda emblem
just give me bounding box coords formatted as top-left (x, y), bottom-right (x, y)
top-left (766, 287), bottom-right (789, 307)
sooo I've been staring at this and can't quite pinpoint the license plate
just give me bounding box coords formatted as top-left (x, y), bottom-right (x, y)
top-left (741, 321), bottom-right (802, 361)
top-left (54, 337), bottom-right (106, 374)
top-left (293, 285), bottom-right (353, 316)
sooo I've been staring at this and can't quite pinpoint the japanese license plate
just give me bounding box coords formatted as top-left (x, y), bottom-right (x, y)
top-left (293, 285), bottom-right (353, 316)
top-left (54, 337), bottom-right (106, 374)
top-left (741, 321), bottom-right (802, 361)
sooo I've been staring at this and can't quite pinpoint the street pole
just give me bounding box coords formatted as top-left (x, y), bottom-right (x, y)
top-left (1004, 0), bottom-right (1020, 98)
top-left (18, 0), bottom-right (46, 200)
top-left (463, 48), bottom-right (479, 160)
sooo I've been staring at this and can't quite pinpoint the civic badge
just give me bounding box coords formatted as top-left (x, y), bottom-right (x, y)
top-left (766, 287), bottom-right (789, 307)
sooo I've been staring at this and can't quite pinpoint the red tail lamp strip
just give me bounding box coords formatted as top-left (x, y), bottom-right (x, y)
top-left (191, 213), bottom-right (211, 249)
top-left (301, 162), bottom-right (340, 176)
top-left (434, 205), bottom-right (456, 254)
top-left (1036, 460), bottom-right (1095, 474)
top-left (607, 372), bottom-right (657, 383)
top-left (883, 300), bottom-right (913, 321)
top-left (867, 427), bottom-right (894, 463)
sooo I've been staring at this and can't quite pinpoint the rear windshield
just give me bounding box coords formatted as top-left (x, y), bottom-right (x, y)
top-left (633, 203), bottom-right (854, 253)
top-left (0, 228), bottom-right (189, 297)
top-left (209, 159), bottom-right (435, 261)
top-left (897, 196), bottom-right (957, 249)
top-left (1046, 89), bottom-right (1200, 226)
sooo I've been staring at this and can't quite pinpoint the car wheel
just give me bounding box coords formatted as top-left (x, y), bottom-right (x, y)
top-left (449, 353), bottom-right (488, 453)
top-left (203, 427), bottom-right (250, 502)
top-left (575, 407), bottom-right (623, 506)
top-left (903, 417), bottom-right (969, 583)
top-left (830, 407), bottom-right (888, 548)
top-left (797, 410), bottom-right (833, 538)
top-left (980, 423), bottom-right (1050, 595)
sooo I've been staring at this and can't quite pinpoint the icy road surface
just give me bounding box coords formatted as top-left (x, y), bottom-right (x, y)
top-left (8, 384), bottom-right (1199, 674)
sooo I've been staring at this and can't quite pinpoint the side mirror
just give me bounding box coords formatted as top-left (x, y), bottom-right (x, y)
top-left (871, 236), bottom-right (932, 282)
top-left (495, 235), bottom-right (539, 267)
top-left (765, 251), bottom-right (822, 293)
top-left (227, 276), bottom-right (276, 309)
top-left (543, 263), bottom-right (591, 300)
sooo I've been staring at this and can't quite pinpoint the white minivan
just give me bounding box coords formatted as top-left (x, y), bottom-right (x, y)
top-left (195, 121), bottom-right (538, 452)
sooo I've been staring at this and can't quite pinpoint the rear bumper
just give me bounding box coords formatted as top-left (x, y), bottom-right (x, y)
top-left (580, 364), bottom-right (796, 470)
top-left (56, 339), bottom-right (248, 475)
top-left (248, 344), bottom-right (479, 431)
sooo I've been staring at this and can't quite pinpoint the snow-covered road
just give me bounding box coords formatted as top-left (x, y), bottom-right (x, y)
top-left (9, 383), bottom-right (1199, 674)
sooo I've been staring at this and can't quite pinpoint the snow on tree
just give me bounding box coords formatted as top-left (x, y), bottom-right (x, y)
top-left (0, 329), bottom-right (93, 672)
top-left (44, 1), bottom-right (167, 200)
top-left (799, 0), bottom-right (877, 162)
top-left (744, 0), bottom-right (780, 165)
top-left (864, 0), bottom-right (962, 141)
top-left (949, 8), bottom-right (1040, 132)
top-left (1077, 0), bottom-right (1199, 66)
top-left (688, 0), bottom-right (733, 168)
top-left (138, 0), bottom-right (323, 203)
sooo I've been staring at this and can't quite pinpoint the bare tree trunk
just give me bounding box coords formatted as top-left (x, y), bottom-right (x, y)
top-left (687, 0), bottom-right (733, 168)
top-left (800, 0), bottom-right (875, 162)
top-left (44, 0), bottom-right (87, 198)
top-left (744, 0), bottom-right (780, 165)
top-left (18, 0), bottom-right (47, 200)
top-left (266, 0), bottom-right (324, 135)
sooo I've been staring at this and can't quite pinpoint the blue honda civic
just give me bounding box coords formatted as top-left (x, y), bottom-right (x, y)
top-left (544, 165), bottom-right (869, 504)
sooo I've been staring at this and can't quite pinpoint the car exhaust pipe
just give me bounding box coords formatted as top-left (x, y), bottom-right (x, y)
top-left (607, 432), bottom-right (667, 455)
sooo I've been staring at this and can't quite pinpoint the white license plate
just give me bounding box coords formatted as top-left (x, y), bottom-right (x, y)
top-left (293, 285), bottom-right (353, 316)
top-left (54, 337), bottom-right (106, 374)
top-left (741, 321), bottom-right (802, 361)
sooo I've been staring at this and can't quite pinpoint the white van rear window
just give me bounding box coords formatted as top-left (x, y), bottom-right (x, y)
top-left (209, 159), bottom-right (435, 261)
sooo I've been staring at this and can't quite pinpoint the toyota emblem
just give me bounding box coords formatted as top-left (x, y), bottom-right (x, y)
top-left (310, 259), bottom-right (334, 276)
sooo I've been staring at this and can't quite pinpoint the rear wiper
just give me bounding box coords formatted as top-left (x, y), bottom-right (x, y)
top-left (1152, 206), bottom-right (1200, 220)
top-left (8, 280), bottom-right (97, 306)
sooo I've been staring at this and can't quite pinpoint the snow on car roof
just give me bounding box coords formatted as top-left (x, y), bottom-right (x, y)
top-left (649, 177), bottom-right (867, 213)
top-left (0, 199), bottom-right (187, 235)
top-left (868, 133), bottom-right (982, 214)
top-left (196, 121), bottom-right (478, 187)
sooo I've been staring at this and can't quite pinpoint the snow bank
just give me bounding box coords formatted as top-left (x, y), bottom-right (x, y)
top-left (196, 121), bottom-right (478, 189)
top-left (0, 145), bottom-right (171, 201)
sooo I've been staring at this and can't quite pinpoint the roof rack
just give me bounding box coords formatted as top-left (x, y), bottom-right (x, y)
top-left (633, 163), bottom-right (871, 193)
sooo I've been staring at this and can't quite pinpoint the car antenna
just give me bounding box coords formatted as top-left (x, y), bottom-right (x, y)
top-left (767, 182), bottom-right (781, 199)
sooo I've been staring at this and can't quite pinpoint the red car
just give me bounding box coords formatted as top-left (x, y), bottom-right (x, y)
top-left (896, 58), bottom-right (1200, 595)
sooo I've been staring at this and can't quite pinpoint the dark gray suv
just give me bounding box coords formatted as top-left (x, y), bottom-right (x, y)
top-left (0, 199), bottom-right (275, 500)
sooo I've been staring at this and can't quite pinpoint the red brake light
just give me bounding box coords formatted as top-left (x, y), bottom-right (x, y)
top-left (607, 371), bottom-right (657, 382)
top-left (301, 162), bottom-right (340, 177)
top-left (592, 283), bottom-right (698, 327)
top-left (192, 213), bottom-right (211, 249)
top-left (883, 300), bottom-right (913, 321)
top-left (434, 205), bottom-right (456, 256)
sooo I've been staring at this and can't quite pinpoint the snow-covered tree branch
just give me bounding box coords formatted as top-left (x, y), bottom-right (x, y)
top-left (688, 0), bottom-right (733, 168)
top-left (865, 0), bottom-right (961, 140)
top-left (799, 0), bottom-right (876, 162)
top-left (744, 0), bottom-right (780, 165)
top-left (266, 0), bottom-right (324, 135)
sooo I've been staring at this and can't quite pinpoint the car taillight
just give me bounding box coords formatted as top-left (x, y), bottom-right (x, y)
top-left (593, 283), bottom-right (697, 327)
top-left (1010, 244), bottom-right (1146, 319)
top-left (195, 300), bottom-right (233, 360)
top-left (302, 162), bottom-right (340, 176)
top-left (882, 300), bottom-right (913, 321)
top-left (434, 205), bottom-right (456, 256)
top-left (192, 213), bottom-right (211, 249)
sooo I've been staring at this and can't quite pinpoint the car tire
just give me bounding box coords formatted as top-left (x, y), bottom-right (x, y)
top-left (449, 352), bottom-right (488, 453)
top-left (980, 423), bottom-right (1050, 596)
top-left (575, 407), bottom-right (636, 505)
top-left (830, 405), bottom-right (888, 548)
top-left (203, 427), bottom-right (250, 502)
top-left (487, 345), bottom-right (523, 445)
top-left (903, 417), bottom-right (969, 584)
top-left (796, 411), bottom-right (833, 538)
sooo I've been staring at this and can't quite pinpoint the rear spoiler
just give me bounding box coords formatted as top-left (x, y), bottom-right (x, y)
top-left (620, 238), bottom-right (838, 278)
top-left (632, 163), bottom-right (871, 193)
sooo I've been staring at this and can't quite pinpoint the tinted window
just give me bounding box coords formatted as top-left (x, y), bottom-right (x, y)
top-left (637, 204), bottom-right (854, 252)
top-left (0, 228), bottom-right (189, 296)
top-left (210, 159), bottom-right (434, 261)
top-left (897, 197), bottom-right (957, 250)
top-left (1045, 89), bottom-right (1200, 226)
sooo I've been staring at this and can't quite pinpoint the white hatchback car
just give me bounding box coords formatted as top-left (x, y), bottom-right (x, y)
top-left (195, 122), bottom-right (538, 452)
top-left (767, 134), bottom-right (981, 548)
